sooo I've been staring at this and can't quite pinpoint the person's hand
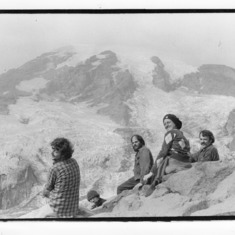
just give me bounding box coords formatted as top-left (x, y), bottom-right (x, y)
top-left (133, 182), bottom-right (143, 190)
top-left (187, 152), bottom-right (193, 158)
top-left (187, 152), bottom-right (195, 162)
top-left (143, 172), bottom-right (153, 182)
top-left (42, 189), bottom-right (50, 198)
top-left (156, 158), bottom-right (163, 166)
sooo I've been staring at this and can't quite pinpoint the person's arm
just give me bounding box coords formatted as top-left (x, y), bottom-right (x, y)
top-left (151, 131), bottom-right (174, 174)
top-left (43, 167), bottom-right (56, 198)
top-left (42, 189), bottom-right (50, 198)
top-left (156, 134), bottom-right (173, 160)
top-left (212, 148), bottom-right (219, 161)
top-left (189, 151), bottom-right (199, 162)
top-left (204, 147), bottom-right (220, 161)
top-left (139, 148), bottom-right (153, 184)
top-left (91, 204), bottom-right (97, 210)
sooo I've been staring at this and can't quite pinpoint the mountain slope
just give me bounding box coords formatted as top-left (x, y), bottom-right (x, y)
top-left (0, 45), bottom-right (234, 217)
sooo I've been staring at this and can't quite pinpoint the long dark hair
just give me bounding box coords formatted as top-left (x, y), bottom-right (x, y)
top-left (51, 137), bottom-right (74, 159)
top-left (131, 135), bottom-right (145, 146)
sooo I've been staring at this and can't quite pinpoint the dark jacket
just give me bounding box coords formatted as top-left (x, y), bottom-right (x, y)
top-left (133, 146), bottom-right (154, 184)
top-left (190, 144), bottom-right (219, 162)
top-left (91, 198), bottom-right (106, 210)
top-left (151, 129), bottom-right (190, 174)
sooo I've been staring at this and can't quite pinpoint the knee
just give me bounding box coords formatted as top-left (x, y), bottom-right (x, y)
top-left (117, 185), bottom-right (122, 195)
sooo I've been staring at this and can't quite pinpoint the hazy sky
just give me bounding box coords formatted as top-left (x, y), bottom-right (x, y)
top-left (1, 13), bottom-right (235, 73)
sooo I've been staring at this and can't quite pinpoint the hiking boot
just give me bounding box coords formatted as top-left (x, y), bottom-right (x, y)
top-left (144, 184), bottom-right (155, 197)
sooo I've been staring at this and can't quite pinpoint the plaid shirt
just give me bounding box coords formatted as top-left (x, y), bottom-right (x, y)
top-left (45, 158), bottom-right (80, 218)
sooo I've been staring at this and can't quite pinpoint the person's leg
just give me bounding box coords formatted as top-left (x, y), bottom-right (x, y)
top-left (33, 204), bottom-right (56, 218)
top-left (117, 177), bottom-right (139, 194)
top-left (145, 158), bottom-right (169, 197)
top-left (165, 159), bottom-right (191, 174)
top-left (146, 175), bottom-right (155, 185)
top-left (44, 212), bottom-right (58, 218)
top-left (144, 174), bottom-right (161, 197)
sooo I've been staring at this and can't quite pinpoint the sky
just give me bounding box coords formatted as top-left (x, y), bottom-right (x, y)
top-left (1, 13), bottom-right (235, 73)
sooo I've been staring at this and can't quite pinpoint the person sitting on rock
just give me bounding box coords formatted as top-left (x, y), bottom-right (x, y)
top-left (143, 114), bottom-right (192, 197)
top-left (42, 137), bottom-right (80, 218)
top-left (87, 190), bottom-right (106, 210)
top-left (189, 130), bottom-right (219, 162)
top-left (117, 134), bottom-right (154, 195)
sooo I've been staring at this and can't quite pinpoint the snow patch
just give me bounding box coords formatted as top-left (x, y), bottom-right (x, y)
top-left (56, 44), bottom-right (105, 68)
top-left (52, 46), bottom-right (75, 58)
top-left (116, 53), bottom-right (155, 85)
top-left (128, 85), bottom-right (235, 158)
top-left (163, 59), bottom-right (198, 81)
top-left (96, 54), bottom-right (107, 60)
top-left (4, 97), bottom-right (125, 204)
top-left (16, 77), bottom-right (48, 93)
top-left (91, 60), bottom-right (101, 67)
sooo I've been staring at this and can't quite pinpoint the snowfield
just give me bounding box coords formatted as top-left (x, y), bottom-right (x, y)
top-left (0, 45), bottom-right (234, 218)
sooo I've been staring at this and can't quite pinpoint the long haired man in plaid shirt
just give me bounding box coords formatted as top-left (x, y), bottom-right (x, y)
top-left (42, 138), bottom-right (80, 218)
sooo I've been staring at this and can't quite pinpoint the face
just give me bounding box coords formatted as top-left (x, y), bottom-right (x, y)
top-left (51, 147), bottom-right (62, 162)
top-left (131, 136), bottom-right (142, 152)
top-left (90, 197), bottom-right (99, 203)
top-left (163, 118), bottom-right (176, 132)
top-left (199, 134), bottom-right (212, 149)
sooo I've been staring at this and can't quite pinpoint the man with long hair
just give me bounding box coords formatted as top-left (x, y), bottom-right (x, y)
top-left (116, 134), bottom-right (154, 194)
top-left (43, 137), bottom-right (80, 218)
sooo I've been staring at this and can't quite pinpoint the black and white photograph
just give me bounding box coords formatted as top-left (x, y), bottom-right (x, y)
top-left (1, 4), bottom-right (235, 234)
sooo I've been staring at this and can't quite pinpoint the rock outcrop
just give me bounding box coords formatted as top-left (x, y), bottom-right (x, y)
top-left (20, 160), bottom-right (235, 218)
top-left (151, 56), bottom-right (174, 92)
top-left (180, 64), bottom-right (235, 96)
top-left (225, 109), bottom-right (235, 151)
top-left (88, 160), bottom-right (235, 218)
top-left (0, 46), bottom-right (235, 218)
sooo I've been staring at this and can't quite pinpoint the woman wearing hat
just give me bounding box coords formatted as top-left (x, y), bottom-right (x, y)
top-left (144, 114), bottom-right (192, 196)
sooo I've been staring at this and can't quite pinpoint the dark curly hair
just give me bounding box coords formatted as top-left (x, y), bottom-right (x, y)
top-left (131, 134), bottom-right (145, 146)
top-left (50, 137), bottom-right (74, 160)
top-left (199, 130), bottom-right (215, 144)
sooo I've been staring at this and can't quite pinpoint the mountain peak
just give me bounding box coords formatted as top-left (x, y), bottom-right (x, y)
top-left (151, 56), bottom-right (165, 68)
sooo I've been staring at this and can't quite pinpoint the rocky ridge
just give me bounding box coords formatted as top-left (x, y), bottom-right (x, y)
top-left (88, 160), bottom-right (235, 217)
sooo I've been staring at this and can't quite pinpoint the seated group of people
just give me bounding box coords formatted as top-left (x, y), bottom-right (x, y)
top-left (117, 114), bottom-right (220, 197)
top-left (42, 113), bottom-right (219, 217)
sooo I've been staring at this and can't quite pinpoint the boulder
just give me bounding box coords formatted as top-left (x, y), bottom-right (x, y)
top-left (95, 160), bottom-right (235, 217)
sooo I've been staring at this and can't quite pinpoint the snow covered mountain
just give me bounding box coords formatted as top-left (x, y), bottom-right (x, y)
top-left (0, 45), bottom-right (234, 218)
